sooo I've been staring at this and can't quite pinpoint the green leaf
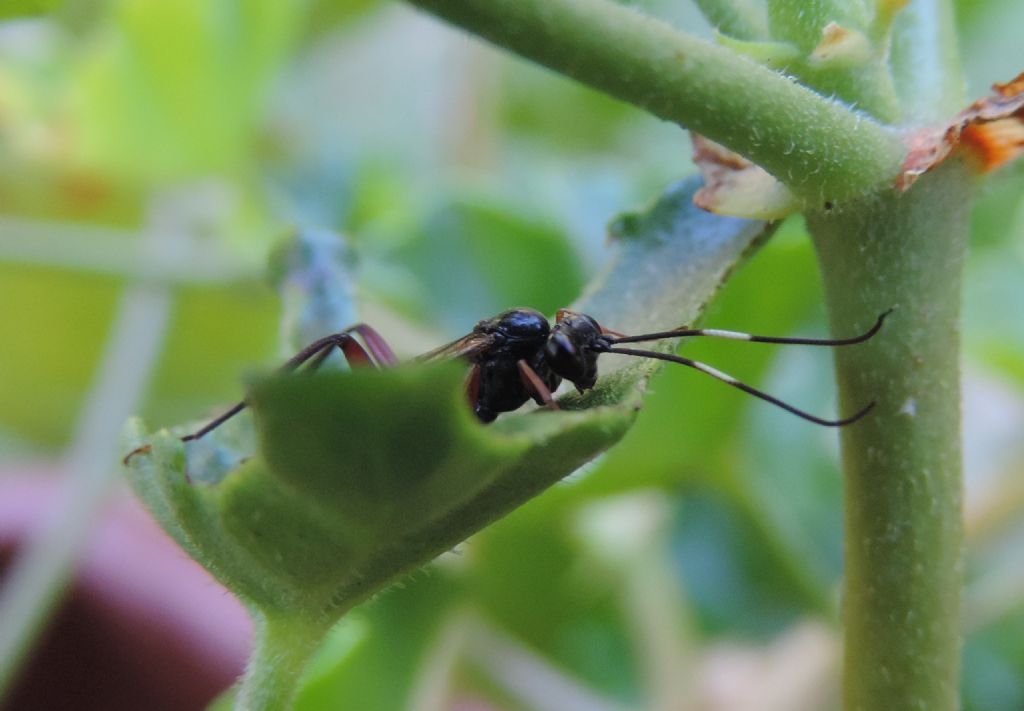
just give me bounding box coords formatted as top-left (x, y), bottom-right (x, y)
top-left (766, 0), bottom-right (871, 53)
top-left (126, 176), bottom-right (773, 709)
top-left (74, 0), bottom-right (307, 180)
top-left (692, 0), bottom-right (769, 40)
top-left (302, 0), bottom-right (381, 42)
top-left (715, 32), bottom-right (801, 69)
top-left (0, 0), bottom-right (60, 20)
top-left (293, 573), bottom-right (462, 711)
top-left (465, 495), bottom-right (638, 698)
top-left (393, 197), bottom-right (584, 333)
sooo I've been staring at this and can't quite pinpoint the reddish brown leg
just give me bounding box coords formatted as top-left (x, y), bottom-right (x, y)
top-left (301, 333), bottom-right (374, 371)
top-left (466, 363), bottom-right (482, 408)
top-left (302, 324), bottom-right (396, 369)
top-left (517, 359), bottom-right (559, 410)
top-left (123, 326), bottom-right (397, 465)
top-left (281, 331), bottom-right (376, 371)
top-left (346, 324), bottom-right (398, 366)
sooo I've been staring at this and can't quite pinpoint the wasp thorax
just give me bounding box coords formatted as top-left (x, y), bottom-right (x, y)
top-left (472, 308), bottom-right (550, 357)
top-left (492, 308), bottom-right (549, 339)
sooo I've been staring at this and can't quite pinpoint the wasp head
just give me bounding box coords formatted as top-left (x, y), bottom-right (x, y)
top-left (545, 311), bottom-right (612, 392)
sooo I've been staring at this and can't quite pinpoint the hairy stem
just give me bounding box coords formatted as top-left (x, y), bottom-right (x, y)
top-left (692, 0), bottom-right (768, 39)
top-left (891, 0), bottom-right (966, 124)
top-left (405, 0), bottom-right (904, 204)
top-left (808, 160), bottom-right (972, 711)
top-left (235, 613), bottom-right (324, 711)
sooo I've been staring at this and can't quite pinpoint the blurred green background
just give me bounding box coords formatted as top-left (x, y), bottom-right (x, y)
top-left (0, 1), bottom-right (1022, 709)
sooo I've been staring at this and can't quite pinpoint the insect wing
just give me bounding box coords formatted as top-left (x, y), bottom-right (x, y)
top-left (416, 331), bottom-right (499, 362)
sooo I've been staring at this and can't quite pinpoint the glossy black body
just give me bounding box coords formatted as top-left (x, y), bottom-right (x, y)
top-left (462, 308), bottom-right (610, 422)
top-left (121, 299), bottom-right (888, 468)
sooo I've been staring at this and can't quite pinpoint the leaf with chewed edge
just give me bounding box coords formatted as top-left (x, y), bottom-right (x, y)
top-left (124, 175), bottom-right (774, 709)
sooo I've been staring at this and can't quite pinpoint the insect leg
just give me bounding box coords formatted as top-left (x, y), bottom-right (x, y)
top-left (123, 329), bottom-right (389, 465)
top-left (187, 332), bottom-right (376, 433)
top-left (517, 359), bottom-right (559, 411)
top-left (605, 347), bottom-right (874, 426)
top-left (465, 363), bottom-right (494, 422)
top-left (466, 363), bottom-right (482, 405)
top-left (299, 333), bottom-right (376, 371)
top-left (345, 324), bottom-right (398, 366)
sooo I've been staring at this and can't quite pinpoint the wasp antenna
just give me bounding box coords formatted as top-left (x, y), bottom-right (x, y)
top-left (609, 309), bottom-right (893, 347)
top-left (834, 399), bottom-right (876, 426)
top-left (605, 347), bottom-right (874, 427)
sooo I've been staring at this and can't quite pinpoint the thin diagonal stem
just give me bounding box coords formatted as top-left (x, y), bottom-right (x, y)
top-left (0, 282), bottom-right (172, 696)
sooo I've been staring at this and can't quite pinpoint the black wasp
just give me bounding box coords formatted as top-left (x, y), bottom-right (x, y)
top-left (124, 307), bottom-right (889, 464)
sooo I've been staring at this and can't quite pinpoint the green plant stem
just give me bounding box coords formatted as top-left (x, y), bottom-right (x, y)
top-left (0, 282), bottom-right (172, 696)
top-left (405, 0), bottom-right (905, 204)
top-left (807, 160), bottom-right (972, 711)
top-left (891, 0), bottom-right (966, 124)
top-left (0, 217), bottom-right (259, 284)
top-left (467, 619), bottom-right (630, 711)
top-left (235, 613), bottom-right (325, 711)
top-left (767, 0), bottom-right (867, 50)
top-left (691, 0), bottom-right (768, 39)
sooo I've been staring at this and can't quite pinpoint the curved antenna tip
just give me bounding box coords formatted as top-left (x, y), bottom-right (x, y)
top-left (832, 400), bottom-right (875, 427)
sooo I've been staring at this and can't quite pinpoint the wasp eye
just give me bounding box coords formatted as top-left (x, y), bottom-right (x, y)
top-left (551, 332), bottom-right (574, 354)
top-left (546, 332), bottom-right (584, 381)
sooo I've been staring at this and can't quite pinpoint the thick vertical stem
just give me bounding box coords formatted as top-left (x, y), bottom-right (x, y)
top-left (891, 0), bottom-right (966, 124)
top-left (808, 161), bottom-right (972, 711)
top-left (235, 613), bottom-right (323, 711)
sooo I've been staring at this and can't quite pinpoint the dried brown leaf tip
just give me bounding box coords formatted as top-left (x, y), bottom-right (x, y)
top-left (898, 72), bottom-right (1024, 191)
top-left (690, 134), bottom-right (798, 220)
top-left (808, 22), bottom-right (871, 68)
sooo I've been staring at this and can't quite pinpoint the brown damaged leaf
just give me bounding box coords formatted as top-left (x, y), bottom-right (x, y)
top-left (808, 22), bottom-right (871, 68)
top-left (690, 134), bottom-right (799, 219)
top-left (898, 72), bottom-right (1024, 191)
